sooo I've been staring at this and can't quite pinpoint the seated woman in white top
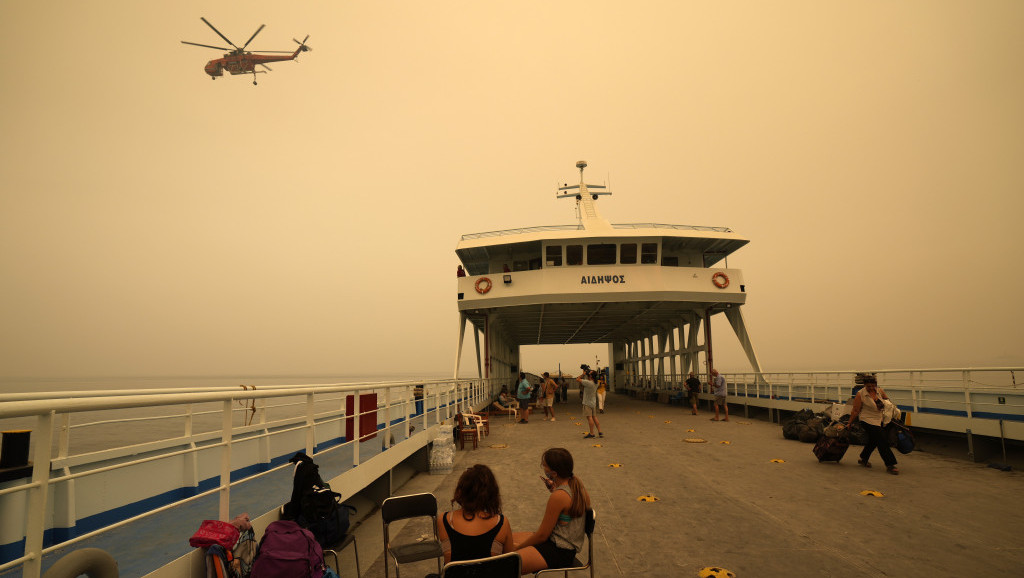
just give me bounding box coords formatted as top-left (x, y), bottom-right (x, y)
top-left (513, 448), bottom-right (589, 574)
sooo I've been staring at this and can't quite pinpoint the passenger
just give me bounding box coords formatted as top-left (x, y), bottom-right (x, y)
top-left (685, 371), bottom-right (701, 415)
top-left (437, 464), bottom-right (514, 563)
top-left (456, 265), bottom-right (467, 277)
top-left (848, 375), bottom-right (900, 475)
top-left (516, 372), bottom-right (534, 424)
top-left (490, 391), bottom-right (517, 415)
top-left (559, 377), bottom-right (569, 404)
top-left (578, 370), bottom-right (603, 438)
top-left (596, 373), bottom-right (607, 413)
top-left (709, 369), bottom-right (728, 421)
top-left (513, 448), bottom-right (590, 574)
top-left (541, 372), bottom-right (558, 421)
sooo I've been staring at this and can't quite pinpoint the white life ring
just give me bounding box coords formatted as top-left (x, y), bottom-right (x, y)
top-left (42, 548), bottom-right (118, 578)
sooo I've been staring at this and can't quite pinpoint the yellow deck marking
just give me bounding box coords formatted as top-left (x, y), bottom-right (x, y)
top-left (698, 567), bottom-right (736, 578)
top-left (664, 420), bottom-right (672, 424)
top-left (687, 428), bottom-right (696, 433)
top-left (489, 443), bottom-right (509, 449)
top-left (720, 441), bottom-right (731, 445)
top-left (592, 444), bottom-right (603, 447)
top-left (608, 463), bottom-right (622, 468)
top-left (771, 459), bottom-right (785, 463)
top-left (860, 490), bottom-right (885, 497)
top-left (637, 495), bottom-right (659, 502)
top-left (684, 438), bottom-right (707, 443)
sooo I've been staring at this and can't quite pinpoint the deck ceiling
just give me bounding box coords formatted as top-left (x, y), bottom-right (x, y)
top-left (463, 300), bottom-right (723, 346)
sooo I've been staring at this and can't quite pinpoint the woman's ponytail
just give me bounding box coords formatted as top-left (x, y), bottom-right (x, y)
top-left (567, 475), bottom-right (590, 518)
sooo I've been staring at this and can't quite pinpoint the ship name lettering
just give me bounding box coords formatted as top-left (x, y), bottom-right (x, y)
top-left (580, 274), bottom-right (625, 285)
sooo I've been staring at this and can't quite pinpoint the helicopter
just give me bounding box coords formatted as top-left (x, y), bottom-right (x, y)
top-left (182, 17), bottom-right (311, 85)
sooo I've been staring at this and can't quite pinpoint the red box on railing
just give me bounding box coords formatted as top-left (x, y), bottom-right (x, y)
top-left (346, 394), bottom-right (378, 442)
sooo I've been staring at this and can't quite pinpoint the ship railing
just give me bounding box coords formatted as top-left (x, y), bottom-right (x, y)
top-left (719, 368), bottom-right (1024, 440)
top-left (611, 223), bottom-right (734, 233)
top-left (459, 222), bottom-right (735, 241)
top-left (461, 224), bottom-right (583, 240)
top-left (0, 377), bottom-right (504, 578)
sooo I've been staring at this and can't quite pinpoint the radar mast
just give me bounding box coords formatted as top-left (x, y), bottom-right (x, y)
top-left (556, 160), bottom-right (613, 230)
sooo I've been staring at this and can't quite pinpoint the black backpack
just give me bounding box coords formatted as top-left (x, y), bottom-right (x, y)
top-left (297, 484), bottom-right (356, 548)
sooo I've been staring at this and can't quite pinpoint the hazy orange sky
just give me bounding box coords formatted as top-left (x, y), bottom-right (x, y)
top-left (1, 1), bottom-right (1022, 383)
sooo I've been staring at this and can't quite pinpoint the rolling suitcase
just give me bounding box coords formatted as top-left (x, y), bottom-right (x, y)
top-left (813, 435), bottom-right (849, 462)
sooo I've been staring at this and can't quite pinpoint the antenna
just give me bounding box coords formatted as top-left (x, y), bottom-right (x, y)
top-left (577, 160), bottom-right (587, 178)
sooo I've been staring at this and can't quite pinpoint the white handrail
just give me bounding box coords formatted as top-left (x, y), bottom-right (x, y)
top-left (0, 376), bottom-right (502, 578)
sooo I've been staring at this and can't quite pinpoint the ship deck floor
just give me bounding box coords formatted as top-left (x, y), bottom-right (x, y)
top-left (348, 392), bottom-right (1024, 577)
top-left (9, 392), bottom-right (1024, 577)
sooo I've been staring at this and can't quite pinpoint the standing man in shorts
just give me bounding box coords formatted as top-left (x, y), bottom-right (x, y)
top-left (579, 370), bottom-right (603, 438)
top-left (541, 372), bottom-right (558, 421)
top-left (517, 372), bottom-right (534, 424)
top-left (710, 369), bottom-right (728, 421)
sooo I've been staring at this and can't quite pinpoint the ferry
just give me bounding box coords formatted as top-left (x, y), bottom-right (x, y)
top-left (452, 160), bottom-right (762, 388)
top-left (1, 162), bottom-right (1021, 577)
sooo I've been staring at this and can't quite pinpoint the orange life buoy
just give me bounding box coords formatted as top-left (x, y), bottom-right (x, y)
top-left (475, 277), bottom-right (493, 294)
top-left (712, 272), bottom-right (729, 289)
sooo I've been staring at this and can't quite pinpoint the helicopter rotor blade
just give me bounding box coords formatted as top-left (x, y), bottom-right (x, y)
top-left (293, 34), bottom-right (310, 46)
top-left (181, 40), bottom-right (230, 51)
top-left (200, 17), bottom-right (240, 50)
top-left (251, 50), bottom-right (294, 54)
top-left (241, 24), bottom-right (265, 51)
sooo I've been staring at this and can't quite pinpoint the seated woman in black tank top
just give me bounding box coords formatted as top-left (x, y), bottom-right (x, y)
top-left (436, 464), bottom-right (514, 562)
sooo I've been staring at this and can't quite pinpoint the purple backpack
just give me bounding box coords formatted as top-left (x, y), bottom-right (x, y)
top-left (251, 520), bottom-right (324, 578)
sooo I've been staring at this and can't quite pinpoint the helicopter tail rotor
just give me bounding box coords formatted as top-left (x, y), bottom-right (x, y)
top-left (293, 35), bottom-right (312, 52)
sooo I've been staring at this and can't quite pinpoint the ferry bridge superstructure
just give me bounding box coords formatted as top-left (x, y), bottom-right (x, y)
top-left (454, 161), bottom-right (762, 388)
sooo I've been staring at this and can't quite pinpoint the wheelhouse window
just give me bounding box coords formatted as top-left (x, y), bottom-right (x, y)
top-left (620, 243), bottom-right (637, 264)
top-left (640, 243), bottom-right (658, 264)
top-left (566, 245), bottom-right (583, 266)
top-left (545, 246), bottom-right (562, 267)
top-left (587, 243), bottom-right (617, 265)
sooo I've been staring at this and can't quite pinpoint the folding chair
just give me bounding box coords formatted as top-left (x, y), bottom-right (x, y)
top-left (534, 508), bottom-right (596, 577)
top-left (324, 533), bottom-right (360, 578)
top-left (441, 552), bottom-right (521, 577)
top-left (382, 493), bottom-right (444, 578)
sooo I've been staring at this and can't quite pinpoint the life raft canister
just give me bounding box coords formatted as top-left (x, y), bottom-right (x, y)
top-left (475, 277), bottom-right (493, 294)
top-left (712, 272), bottom-right (729, 289)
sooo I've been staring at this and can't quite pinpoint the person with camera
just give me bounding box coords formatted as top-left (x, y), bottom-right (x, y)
top-left (577, 366), bottom-right (603, 438)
